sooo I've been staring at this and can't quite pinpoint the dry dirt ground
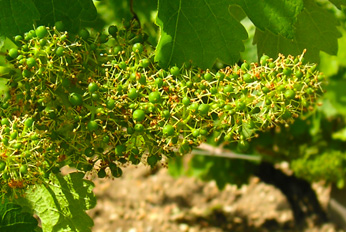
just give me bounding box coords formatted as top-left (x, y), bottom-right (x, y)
top-left (87, 160), bottom-right (344, 232)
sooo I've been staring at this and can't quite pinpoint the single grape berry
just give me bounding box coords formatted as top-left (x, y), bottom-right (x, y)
top-left (55, 21), bottom-right (65, 31)
top-left (132, 43), bottom-right (144, 53)
top-left (108, 25), bottom-right (118, 37)
top-left (88, 82), bottom-right (99, 93)
top-left (241, 62), bottom-right (250, 71)
top-left (148, 91), bottom-right (161, 103)
top-left (133, 109), bottom-right (145, 121)
top-left (140, 59), bottom-right (150, 68)
top-left (134, 123), bottom-right (144, 132)
top-left (284, 89), bottom-right (295, 100)
top-left (87, 120), bottom-right (98, 132)
top-left (170, 66), bottom-right (180, 76)
top-left (0, 161), bottom-right (5, 172)
top-left (26, 57), bottom-right (36, 68)
top-left (163, 124), bottom-right (175, 136)
top-left (79, 28), bottom-right (90, 40)
top-left (260, 55), bottom-right (270, 65)
top-left (8, 48), bottom-right (18, 59)
top-left (128, 88), bottom-right (138, 100)
top-left (36, 26), bottom-right (48, 38)
top-left (204, 72), bottom-right (213, 81)
top-left (20, 164), bottom-right (28, 174)
top-left (56, 47), bottom-right (65, 56)
top-left (243, 73), bottom-right (254, 83)
top-left (69, 93), bottom-right (83, 106)
top-left (155, 78), bottom-right (164, 88)
top-left (198, 104), bottom-right (210, 116)
top-left (99, 34), bottom-right (108, 43)
top-left (115, 144), bottom-right (126, 156)
top-left (182, 96), bottom-right (191, 106)
top-left (98, 168), bottom-right (107, 178)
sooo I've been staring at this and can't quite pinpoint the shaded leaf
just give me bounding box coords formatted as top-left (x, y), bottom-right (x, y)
top-left (254, 0), bottom-right (341, 63)
top-left (0, 0), bottom-right (40, 37)
top-left (328, 0), bottom-right (346, 9)
top-left (32, 0), bottom-right (98, 33)
top-left (155, 0), bottom-right (248, 69)
top-left (0, 200), bottom-right (38, 232)
top-left (231, 0), bottom-right (304, 39)
top-left (15, 172), bottom-right (96, 232)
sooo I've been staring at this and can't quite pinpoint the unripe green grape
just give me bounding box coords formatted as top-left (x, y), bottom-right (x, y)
top-left (170, 66), bottom-right (180, 76)
top-left (140, 58), bottom-right (150, 68)
top-left (133, 109), bottom-right (145, 121)
top-left (20, 164), bottom-right (28, 174)
top-left (163, 124), bottom-right (175, 136)
top-left (55, 21), bottom-right (65, 31)
top-left (0, 161), bottom-right (5, 172)
top-left (115, 144), bottom-right (126, 156)
top-left (87, 120), bottom-right (98, 132)
top-left (36, 26), bottom-right (48, 38)
top-left (26, 57), bottom-right (36, 68)
top-left (79, 28), bottom-right (90, 40)
top-left (241, 62), bottom-right (250, 71)
top-left (198, 104), bottom-right (210, 116)
top-left (284, 89), bottom-right (295, 100)
top-left (148, 91), bottom-right (161, 103)
top-left (69, 93), bottom-right (83, 106)
top-left (8, 48), bottom-right (18, 59)
top-left (88, 82), bottom-right (98, 93)
top-left (204, 72), bottom-right (213, 81)
top-left (243, 73), bottom-right (254, 83)
top-left (132, 43), bottom-right (144, 53)
top-left (56, 47), bottom-right (65, 56)
top-left (147, 155), bottom-right (158, 167)
top-left (182, 96), bottom-right (191, 106)
top-left (155, 78), bottom-right (163, 88)
top-left (99, 34), bottom-right (108, 43)
top-left (128, 88), bottom-right (138, 100)
top-left (97, 168), bottom-right (107, 178)
top-left (134, 123), bottom-right (144, 132)
top-left (161, 110), bottom-right (170, 119)
top-left (108, 25), bottom-right (118, 37)
top-left (260, 55), bottom-right (270, 65)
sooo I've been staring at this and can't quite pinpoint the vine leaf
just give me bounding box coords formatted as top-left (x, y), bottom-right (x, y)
top-left (32, 0), bottom-right (98, 33)
top-left (230, 0), bottom-right (304, 39)
top-left (0, 0), bottom-right (97, 37)
top-left (0, 0), bottom-right (40, 37)
top-left (328, 0), bottom-right (346, 9)
top-left (0, 200), bottom-right (38, 232)
top-left (155, 0), bottom-right (248, 69)
top-left (254, 0), bottom-right (341, 63)
top-left (15, 172), bottom-right (96, 232)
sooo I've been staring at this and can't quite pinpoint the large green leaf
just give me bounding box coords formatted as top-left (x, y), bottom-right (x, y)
top-left (0, 0), bottom-right (40, 37)
top-left (15, 172), bottom-right (96, 232)
top-left (0, 200), bottom-right (38, 232)
top-left (0, 0), bottom-right (97, 37)
top-left (32, 0), bottom-right (98, 32)
top-left (155, 0), bottom-right (248, 68)
top-left (230, 0), bottom-right (304, 39)
top-left (254, 0), bottom-right (341, 63)
top-left (328, 0), bottom-right (346, 9)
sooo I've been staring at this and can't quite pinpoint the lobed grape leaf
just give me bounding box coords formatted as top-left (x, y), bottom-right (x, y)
top-left (32, 0), bottom-right (98, 33)
top-left (0, 0), bottom-right (40, 37)
top-left (254, 0), bottom-right (341, 63)
top-left (0, 200), bottom-right (38, 232)
top-left (15, 172), bottom-right (96, 232)
top-left (328, 0), bottom-right (346, 9)
top-left (155, 0), bottom-right (248, 69)
top-left (0, 0), bottom-right (97, 37)
top-left (230, 0), bottom-right (304, 39)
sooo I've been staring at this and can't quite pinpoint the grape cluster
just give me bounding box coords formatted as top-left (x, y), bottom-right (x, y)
top-left (0, 22), bottom-right (323, 197)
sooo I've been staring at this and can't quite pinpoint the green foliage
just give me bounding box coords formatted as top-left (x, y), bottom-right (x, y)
top-left (230, 0), bottom-right (304, 39)
top-left (0, 199), bottom-right (38, 232)
top-left (15, 172), bottom-right (96, 232)
top-left (0, 0), bottom-right (97, 37)
top-left (155, 0), bottom-right (248, 68)
top-left (0, 1), bottom-right (345, 231)
top-left (254, 0), bottom-right (341, 63)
